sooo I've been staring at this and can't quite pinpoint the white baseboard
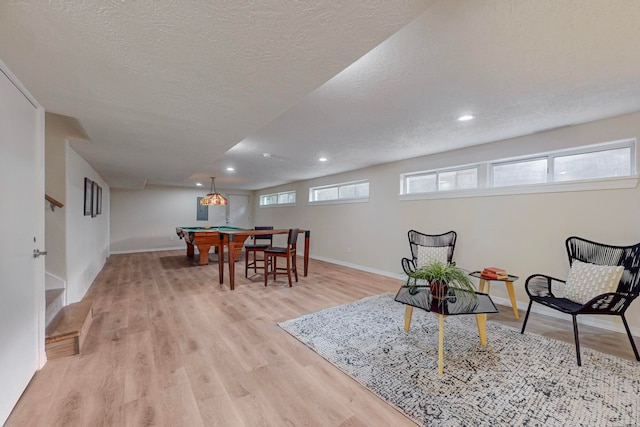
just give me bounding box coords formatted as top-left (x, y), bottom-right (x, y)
top-left (310, 254), bottom-right (405, 282)
top-left (110, 246), bottom-right (185, 255)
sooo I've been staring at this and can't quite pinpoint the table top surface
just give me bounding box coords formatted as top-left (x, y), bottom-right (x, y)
top-left (395, 286), bottom-right (498, 315)
top-left (218, 228), bottom-right (308, 236)
top-left (176, 226), bottom-right (246, 233)
top-left (469, 271), bottom-right (519, 281)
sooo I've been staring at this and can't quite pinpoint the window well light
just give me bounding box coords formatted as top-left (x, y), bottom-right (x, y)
top-left (458, 115), bottom-right (474, 122)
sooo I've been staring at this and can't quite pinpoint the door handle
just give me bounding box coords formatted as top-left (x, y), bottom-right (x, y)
top-left (33, 249), bottom-right (48, 258)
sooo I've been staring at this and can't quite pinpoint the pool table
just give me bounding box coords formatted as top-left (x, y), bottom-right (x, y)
top-left (175, 226), bottom-right (249, 265)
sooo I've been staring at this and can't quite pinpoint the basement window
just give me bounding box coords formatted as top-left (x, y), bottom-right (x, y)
top-left (400, 138), bottom-right (637, 200)
top-left (490, 140), bottom-right (634, 187)
top-left (401, 166), bottom-right (479, 195)
top-left (259, 191), bottom-right (296, 207)
top-left (309, 180), bottom-right (369, 204)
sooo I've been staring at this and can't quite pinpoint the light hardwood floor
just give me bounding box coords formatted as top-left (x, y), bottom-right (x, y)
top-left (6, 251), bottom-right (639, 426)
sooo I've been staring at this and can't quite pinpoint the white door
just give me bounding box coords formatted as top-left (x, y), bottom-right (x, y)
top-left (208, 204), bottom-right (227, 225)
top-left (0, 63), bottom-right (45, 424)
top-left (227, 194), bottom-right (250, 228)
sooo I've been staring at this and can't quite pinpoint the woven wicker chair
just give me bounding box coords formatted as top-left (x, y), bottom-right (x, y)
top-left (521, 236), bottom-right (640, 366)
top-left (401, 230), bottom-right (457, 276)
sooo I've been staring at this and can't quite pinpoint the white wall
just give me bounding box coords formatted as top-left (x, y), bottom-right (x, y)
top-left (44, 113), bottom-right (108, 304)
top-left (44, 113), bottom-right (81, 283)
top-left (65, 146), bottom-right (110, 304)
top-left (110, 185), bottom-right (252, 254)
top-left (253, 111), bottom-right (640, 334)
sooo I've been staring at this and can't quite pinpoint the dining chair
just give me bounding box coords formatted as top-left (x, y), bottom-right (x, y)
top-left (244, 226), bottom-right (273, 278)
top-left (264, 228), bottom-right (299, 287)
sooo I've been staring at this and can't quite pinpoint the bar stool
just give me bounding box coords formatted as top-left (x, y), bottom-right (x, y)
top-left (244, 226), bottom-right (273, 278)
top-left (264, 228), bottom-right (299, 287)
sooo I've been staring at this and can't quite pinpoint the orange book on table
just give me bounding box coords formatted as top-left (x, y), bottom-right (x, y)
top-left (483, 267), bottom-right (507, 275)
top-left (481, 267), bottom-right (508, 280)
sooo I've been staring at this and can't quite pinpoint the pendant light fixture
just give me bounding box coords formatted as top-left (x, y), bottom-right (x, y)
top-left (200, 177), bottom-right (227, 206)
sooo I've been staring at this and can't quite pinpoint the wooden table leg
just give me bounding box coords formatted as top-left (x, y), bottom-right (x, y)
top-left (438, 314), bottom-right (445, 377)
top-left (303, 230), bottom-right (310, 276)
top-left (403, 306), bottom-right (413, 332)
top-left (227, 237), bottom-right (236, 290)
top-left (475, 314), bottom-right (487, 345)
top-left (186, 242), bottom-right (195, 258)
top-left (218, 237), bottom-right (225, 284)
top-left (478, 278), bottom-right (489, 293)
top-left (196, 243), bottom-right (211, 265)
top-left (505, 281), bottom-right (519, 319)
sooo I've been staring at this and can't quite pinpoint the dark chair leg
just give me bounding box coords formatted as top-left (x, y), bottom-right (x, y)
top-left (245, 249), bottom-right (249, 278)
top-left (520, 300), bottom-right (533, 334)
top-left (572, 315), bottom-right (581, 366)
top-left (286, 254), bottom-right (292, 287)
top-left (621, 314), bottom-right (640, 361)
top-left (292, 254), bottom-right (298, 282)
top-left (264, 254), bottom-right (270, 286)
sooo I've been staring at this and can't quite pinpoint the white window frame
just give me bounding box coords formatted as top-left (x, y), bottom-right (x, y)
top-left (490, 156), bottom-right (549, 187)
top-left (399, 139), bottom-right (637, 201)
top-left (401, 165), bottom-right (480, 195)
top-left (259, 190), bottom-right (296, 207)
top-left (309, 179), bottom-right (369, 205)
top-left (551, 143), bottom-right (634, 182)
top-left (489, 139), bottom-right (636, 187)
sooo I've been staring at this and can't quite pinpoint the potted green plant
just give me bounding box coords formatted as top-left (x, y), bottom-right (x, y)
top-left (405, 261), bottom-right (477, 302)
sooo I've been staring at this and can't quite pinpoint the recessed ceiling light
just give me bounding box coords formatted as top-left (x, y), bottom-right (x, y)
top-left (319, 157), bottom-right (328, 162)
top-left (458, 115), bottom-right (474, 122)
top-left (263, 153), bottom-right (271, 158)
top-left (196, 182), bottom-right (203, 186)
top-left (226, 167), bottom-right (235, 172)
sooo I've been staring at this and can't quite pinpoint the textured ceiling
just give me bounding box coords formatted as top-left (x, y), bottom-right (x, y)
top-left (2, 1), bottom-right (640, 191)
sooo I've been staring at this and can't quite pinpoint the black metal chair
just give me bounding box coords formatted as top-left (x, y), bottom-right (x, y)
top-left (401, 230), bottom-right (457, 276)
top-left (264, 228), bottom-right (299, 287)
top-left (521, 236), bottom-right (640, 366)
top-left (244, 226), bottom-right (273, 278)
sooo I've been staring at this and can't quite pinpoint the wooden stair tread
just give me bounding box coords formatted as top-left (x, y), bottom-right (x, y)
top-left (45, 300), bottom-right (93, 343)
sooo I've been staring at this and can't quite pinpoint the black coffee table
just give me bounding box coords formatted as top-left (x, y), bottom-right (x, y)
top-left (395, 285), bottom-right (498, 376)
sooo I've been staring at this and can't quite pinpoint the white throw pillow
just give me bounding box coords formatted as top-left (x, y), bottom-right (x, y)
top-left (564, 260), bottom-right (624, 305)
top-left (416, 246), bottom-right (449, 268)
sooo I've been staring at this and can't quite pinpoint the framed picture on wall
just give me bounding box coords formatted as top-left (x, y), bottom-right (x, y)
top-left (91, 181), bottom-right (99, 217)
top-left (84, 177), bottom-right (93, 216)
top-left (96, 185), bottom-right (102, 215)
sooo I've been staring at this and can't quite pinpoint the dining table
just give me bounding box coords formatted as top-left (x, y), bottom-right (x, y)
top-left (217, 228), bottom-right (310, 290)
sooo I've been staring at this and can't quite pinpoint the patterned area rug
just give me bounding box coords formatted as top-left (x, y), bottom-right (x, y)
top-left (278, 293), bottom-right (640, 427)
